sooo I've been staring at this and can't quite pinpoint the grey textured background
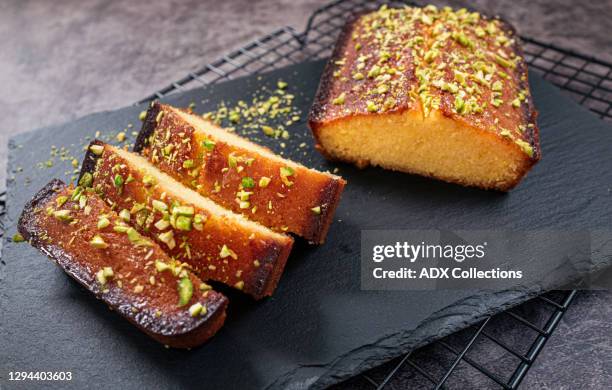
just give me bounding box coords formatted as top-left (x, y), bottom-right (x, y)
top-left (1, 0), bottom-right (611, 388)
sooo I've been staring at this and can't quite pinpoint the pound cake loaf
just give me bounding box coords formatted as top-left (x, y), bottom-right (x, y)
top-left (308, 5), bottom-right (540, 191)
top-left (18, 179), bottom-right (228, 348)
top-left (80, 141), bottom-right (294, 299)
top-left (135, 102), bottom-right (346, 244)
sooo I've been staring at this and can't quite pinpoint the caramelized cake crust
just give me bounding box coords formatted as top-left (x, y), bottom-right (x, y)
top-left (18, 179), bottom-right (227, 348)
top-left (309, 5), bottom-right (540, 191)
top-left (135, 102), bottom-right (346, 243)
top-left (81, 141), bottom-right (293, 299)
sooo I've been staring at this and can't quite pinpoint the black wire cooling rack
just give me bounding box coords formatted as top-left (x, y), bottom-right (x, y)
top-left (2, 0), bottom-right (606, 389)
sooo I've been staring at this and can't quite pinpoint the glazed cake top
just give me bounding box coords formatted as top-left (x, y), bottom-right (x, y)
top-left (309, 5), bottom-right (539, 158)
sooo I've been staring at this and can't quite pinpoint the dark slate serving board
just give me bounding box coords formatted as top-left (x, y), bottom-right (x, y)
top-left (2, 60), bottom-right (612, 390)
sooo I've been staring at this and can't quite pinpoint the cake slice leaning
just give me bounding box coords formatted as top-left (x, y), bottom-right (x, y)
top-left (308, 5), bottom-right (540, 191)
top-left (18, 179), bottom-right (228, 348)
top-left (134, 102), bottom-right (346, 244)
top-left (80, 141), bottom-right (293, 299)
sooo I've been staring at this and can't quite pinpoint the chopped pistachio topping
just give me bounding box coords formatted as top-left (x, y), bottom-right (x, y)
top-left (155, 218), bottom-right (170, 231)
top-left (202, 138), bottom-right (216, 150)
top-left (158, 230), bottom-right (176, 249)
top-left (177, 277), bottom-right (193, 307)
top-left (155, 260), bottom-right (171, 272)
top-left (89, 145), bottom-right (104, 156)
top-left (234, 281), bottom-right (245, 290)
top-left (173, 205), bottom-right (195, 216)
top-left (126, 227), bottom-right (141, 243)
top-left (53, 209), bottom-right (72, 222)
top-left (152, 200), bottom-right (168, 212)
top-left (241, 177), bottom-right (255, 189)
top-left (79, 172), bottom-right (93, 188)
top-left (119, 209), bottom-right (131, 222)
top-left (279, 166), bottom-right (295, 187)
top-left (56, 196), bottom-right (68, 208)
top-left (139, 110), bottom-right (147, 121)
top-left (332, 92), bottom-right (346, 105)
top-left (261, 125), bottom-right (275, 137)
top-left (96, 266), bottom-right (114, 285)
top-left (175, 215), bottom-right (192, 231)
top-left (259, 176), bottom-right (271, 188)
top-left (155, 110), bottom-right (164, 123)
top-left (97, 216), bottom-right (110, 229)
top-left (90, 235), bottom-right (108, 249)
top-left (182, 159), bottom-right (194, 169)
top-left (12, 233), bottom-right (25, 243)
top-left (515, 139), bottom-right (534, 157)
top-left (311, 206), bottom-right (322, 215)
top-left (189, 302), bottom-right (204, 317)
top-left (114, 174), bottom-right (124, 188)
top-left (219, 244), bottom-right (237, 260)
top-left (199, 282), bottom-right (212, 291)
top-left (142, 174), bottom-right (156, 187)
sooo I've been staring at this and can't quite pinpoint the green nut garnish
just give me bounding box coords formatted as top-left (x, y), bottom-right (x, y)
top-left (279, 166), bottom-right (295, 187)
top-left (311, 206), bottom-right (321, 215)
top-left (90, 235), bottom-right (108, 249)
top-left (332, 93), bottom-right (346, 105)
top-left (119, 209), bottom-right (131, 222)
top-left (138, 110), bottom-right (147, 121)
top-left (97, 216), bottom-right (110, 229)
top-left (114, 174), bottom-right (124, 188)
top-left (241, 177), bottom-right (255, 189)
top-left (53, 210), bottom-right (72, 222)
top-left (259, 177), bottom-right (271, 188)
top-left (89, 145), bottom-right (104, 156)
top-left (126, 227), bottom-right (141, 243)
top-left (189, 302), bottom-right (204, 317)
top-left (173, 206), bottom-right (195, 216)
top-left (12, 233), bottom-right (25, 243)
top-left (177, 277), bottom-right (193, 307)
top-left (201, 138), bottom-right (216, 151)
top-left (96, 266), bottom-right (114, 285)
top-left (79, 172), bottom-right (93, 188)
top-left (261, 126), bottom-right (275, 137)
top-left (155, 260), bottom-right (170, 272)
top-left (142, 174), bottom-right (156, 187)
top-left (175, 215), bottom-right (192, 231)
top-left (152, 200), bottom-right (168, 212)
top-left (56, 196), bottom-right (68, 208)
top-left (182, 160), bottom-right (194, 169)
top-left (219, 244), bottom-right (237, 259)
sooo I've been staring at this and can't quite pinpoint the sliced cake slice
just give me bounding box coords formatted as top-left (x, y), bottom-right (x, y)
top-left (18, 179), bottom-right (228, 348)
top-left (80, 141), bottom-right (293, 299)
top-left (134, 102), bottom-right (346, 244)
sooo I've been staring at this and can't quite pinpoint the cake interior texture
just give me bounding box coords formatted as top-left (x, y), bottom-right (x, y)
top-left (317, 108), bottom-right (530, 190)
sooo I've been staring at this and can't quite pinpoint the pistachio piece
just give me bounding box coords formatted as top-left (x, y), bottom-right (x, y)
top-left (89, 145), bottom-right (104, 156)
top-left (241, 177), bottom-right (255, 189)
top-left (259, 176), bottom-right (271, 188)
top-left (189, 302), bottom-right (204, 317)
top-left (90, 235), bottom-right (108, 249)
top-left (119, 209), bottom-right (131, 222)
top-left (97, 216), bottom-right (110, 229)
top-left (177, 277), bottom-right (193, 307)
